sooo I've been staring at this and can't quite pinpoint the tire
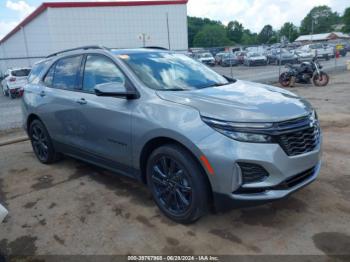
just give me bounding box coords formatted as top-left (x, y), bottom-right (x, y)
top-left (1, 86), bottom-right (6, 96)
top-left (29, 119), bottom-right (61, 164)
top-left (279, 72), bottom-right (292, 87)
top-left (10, 92), bottom-right (16, 99)
top-left (3, 86), bottom-right (9, 97)
top-left (146, 144), bottom-right (209, 224)
top-left (313, 71), bottom-right (329, 87)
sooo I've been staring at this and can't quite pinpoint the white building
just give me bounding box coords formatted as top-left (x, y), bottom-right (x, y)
top-left (0, 0), bottom-right (188, 73)
top-left (295, 32), bottom-right (350, 43)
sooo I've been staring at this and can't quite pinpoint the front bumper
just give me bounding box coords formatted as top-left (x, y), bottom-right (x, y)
top-left (280, 58), bottom-right (297, 64)
top-left (197, 130), bottom-right (322, 211)
top-left (297, 56), bottom-right (313, 62)
top-left (202, 60), bottom-right (215, 66)
top-left (222, 60), bottom-right (239, 66)
top-left (250, 59), bottom-right (267, 65)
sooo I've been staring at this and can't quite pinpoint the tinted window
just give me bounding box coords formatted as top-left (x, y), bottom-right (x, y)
top-left (53, 55), bottom-right (82, 90)
top-left (44, 63), bottom-right (55, 87)
top-left (28, 62), bottom-right (48, 83)
top-left (12, 69), bottom-right (31, 77)
top-left (83, 55), bottom-right (126, 93)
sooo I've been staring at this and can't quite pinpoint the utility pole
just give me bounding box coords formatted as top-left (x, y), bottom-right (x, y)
top-left (21, 26), bottom-right (31, 67)
top-left (166, 13), bottom-right (171, 50)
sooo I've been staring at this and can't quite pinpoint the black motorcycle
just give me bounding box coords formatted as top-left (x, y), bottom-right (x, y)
top-left (279, 59), bottom-right (329, 87)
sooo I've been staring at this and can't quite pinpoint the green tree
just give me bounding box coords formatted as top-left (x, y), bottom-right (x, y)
top-left (342, 7), bottom-right (350, 33)
top-left (193, 24), bottom-right (232, 47)
top-left (241, 29), bottom-right (258, 45)
top-left (300, 6), bottom-right (340, 34)
top-left (279, 22), bottom-right (299, 42)
top-left (187, 16), bottom-right (222, 47)
top-left (258, 25), bottom-right (274, 44)
top-left (226, 20), bottom-right (244, 43)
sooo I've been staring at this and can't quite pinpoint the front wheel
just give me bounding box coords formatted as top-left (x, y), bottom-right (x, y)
top-left (146, 144), bottom-right (209, 224)
top-left (313, 71), bottom-right (329, 87)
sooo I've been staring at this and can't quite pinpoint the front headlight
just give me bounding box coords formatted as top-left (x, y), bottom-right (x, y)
top-left (201, 116), bottom-right (273, 143)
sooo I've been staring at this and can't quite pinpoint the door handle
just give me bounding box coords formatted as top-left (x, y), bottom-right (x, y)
top-left (39, 91), bottom-right (46, 97)
top-left (76, 98), bottom-right (87, 105)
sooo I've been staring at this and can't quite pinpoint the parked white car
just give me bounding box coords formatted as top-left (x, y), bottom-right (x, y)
top-left (194, 52), bottom-right (215, 66)
top-left (292, 49), bottom-right (314, 62)
top-left (300, 43), bottom-right (334, 60)
top-left (244, 52), bottom-right (267, 66)
top-left (1, 68), bottom-right (31, 98)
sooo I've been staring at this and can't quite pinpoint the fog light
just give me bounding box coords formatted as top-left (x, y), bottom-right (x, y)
top-left (237, 162), bottom-right (269, 184)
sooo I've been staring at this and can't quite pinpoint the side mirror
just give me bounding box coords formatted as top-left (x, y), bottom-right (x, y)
top-left (94, 82), bottom-right (138, 99)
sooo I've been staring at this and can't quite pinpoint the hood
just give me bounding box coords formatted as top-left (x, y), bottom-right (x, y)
top-left (156, 80), bottom-right (312, 122)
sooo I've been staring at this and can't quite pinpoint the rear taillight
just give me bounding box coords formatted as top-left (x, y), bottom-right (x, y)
top-left (9, 77), bottom-right (16, 82)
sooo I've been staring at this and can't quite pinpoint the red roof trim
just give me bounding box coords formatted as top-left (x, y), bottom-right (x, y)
top-left (0, 0), bottom-right (188, 44)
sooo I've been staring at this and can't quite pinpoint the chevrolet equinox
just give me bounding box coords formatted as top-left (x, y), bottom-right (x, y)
top-left (22, 46), bottom-right (322, 223)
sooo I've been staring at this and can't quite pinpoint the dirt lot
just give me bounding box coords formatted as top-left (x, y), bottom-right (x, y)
top-left (0, 71), bottom-right (350, 259)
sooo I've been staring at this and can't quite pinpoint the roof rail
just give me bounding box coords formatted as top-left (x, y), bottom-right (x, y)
top-left (46, 45), bottom-right (109, 58)
top-left (143, 46), bottom-right (169, 50)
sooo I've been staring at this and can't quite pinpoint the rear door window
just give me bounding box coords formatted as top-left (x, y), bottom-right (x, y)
top-left (52, 55), bottom-right (83, 90)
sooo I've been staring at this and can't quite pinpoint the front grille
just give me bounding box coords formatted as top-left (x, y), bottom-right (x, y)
top-left (237, 162), bottom-right (269, 184)
top-left (278, 126), bottom-right (320, 156)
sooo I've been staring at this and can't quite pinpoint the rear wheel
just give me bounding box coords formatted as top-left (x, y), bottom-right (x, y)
top-left (29, 119), bottom-right (61, 164)
top-left (3, 86), bottom-right (9, 97)
top-left (313, 71), bottom-right (329, 87)
top-left (146, 144), bottom-right (209, 224)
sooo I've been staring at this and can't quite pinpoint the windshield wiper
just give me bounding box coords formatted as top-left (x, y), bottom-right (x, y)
top-left (160, 88), bottom-right (190, 91)
top-left (201, 83), bottom-right (229, 89)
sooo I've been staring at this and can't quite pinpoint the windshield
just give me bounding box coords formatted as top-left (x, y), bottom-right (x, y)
top-left (201, 53), bottom-right (212, 58)
top-left (12, 69), bottom-right (30, 77)
top-left (118, 52), bottom-right (229, 91)
top-left (249, 53), bottom-right (260, 57)
top-left (223, 53), bottom-right (234, 58)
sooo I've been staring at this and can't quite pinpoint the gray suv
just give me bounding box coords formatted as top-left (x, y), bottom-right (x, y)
top-left (22, 46), bottom-right (322, 223)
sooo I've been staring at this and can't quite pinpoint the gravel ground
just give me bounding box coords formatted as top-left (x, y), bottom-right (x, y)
top-left (0, 94), bottom-right (22, 131)
top-left (0, 72), bottom-right (349, 259)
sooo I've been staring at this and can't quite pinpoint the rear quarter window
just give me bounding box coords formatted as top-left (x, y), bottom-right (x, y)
top-left (12, 69), bottom-right (31, 77)
top-left (28, 61), bottom-right (50, 84)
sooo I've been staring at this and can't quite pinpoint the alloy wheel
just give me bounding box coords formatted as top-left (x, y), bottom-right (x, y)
top-left (151, 156), bottom-right (192, 215)
top-left (31, 124), bottom-right (49, 162)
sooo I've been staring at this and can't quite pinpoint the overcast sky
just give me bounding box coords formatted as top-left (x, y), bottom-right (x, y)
top-left (0, 0), bottom-right (349, 39)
